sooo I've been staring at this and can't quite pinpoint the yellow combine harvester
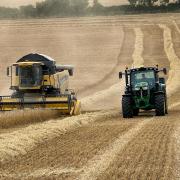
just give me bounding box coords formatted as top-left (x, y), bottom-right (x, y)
top-left (0, 53), bottom-right (81, 115)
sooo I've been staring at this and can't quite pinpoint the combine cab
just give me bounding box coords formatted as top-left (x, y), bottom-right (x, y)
top-left (119, 66), bottom-right (168, 118)
top-left (0, 53), bottom-right (81, 115)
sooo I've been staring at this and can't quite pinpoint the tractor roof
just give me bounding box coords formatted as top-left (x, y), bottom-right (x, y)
top-left (129, 67), bottom-right (158, 72)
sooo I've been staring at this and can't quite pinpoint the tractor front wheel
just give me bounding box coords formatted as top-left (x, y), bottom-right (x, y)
top-left (155, 94), bottom-right (165, 116)
top-left (133, 109), bottom-right (139, 116)
top-left (122, 96), bottom-right (133, 118)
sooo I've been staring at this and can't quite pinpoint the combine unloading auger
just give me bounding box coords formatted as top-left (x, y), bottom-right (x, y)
top-left (0, 53), bottom-right (81, 115)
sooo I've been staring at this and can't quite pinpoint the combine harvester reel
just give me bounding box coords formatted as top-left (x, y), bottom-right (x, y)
top-left (119, 66), bottom-right (168, 118)
top-left (0, 53), bottom-right (81, 115)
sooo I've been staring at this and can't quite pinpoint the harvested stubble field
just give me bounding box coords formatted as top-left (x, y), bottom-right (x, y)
top-left (0, 13), bottom-right (180, 180)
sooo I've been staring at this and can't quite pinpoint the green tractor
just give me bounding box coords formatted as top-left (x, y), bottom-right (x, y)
top-left (119, 66), bottom-right (168, 118)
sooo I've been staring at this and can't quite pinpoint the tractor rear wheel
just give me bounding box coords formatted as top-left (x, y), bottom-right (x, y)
top-left (122, 96), bottom-right (133, 118)
top-left (133, 109), bottom-right (139, 116)
top-left (155, 94), bottom-right (165, 116)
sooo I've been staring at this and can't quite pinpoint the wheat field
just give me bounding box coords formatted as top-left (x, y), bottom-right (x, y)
top-left (0, 14), bottom-right (180, 179)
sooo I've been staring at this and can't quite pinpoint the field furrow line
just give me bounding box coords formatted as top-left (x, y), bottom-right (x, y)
top-left (0, 120), bottom-right (136, 179)
top-left (82, 27), bottom-right (143, 112)
top-left (0, 167), bottom-right (81, 179)
top-left (77, 27), bottom-right (147, 180)
top-left (78, 27), bottom-right (125, 96)
top-left (0, 26), bottom-right (142, 171)
top-left (173, 20), bottom-right (180, 34)
top-left (0, 26), bottom-right (130, 165)
top-left (77, 119), bottom-right (151, 180)
top-left (97, 114), bottom-right (177, 180)
top-left (173, 121), bottom-right (180, 180)
top-left (132, 28), bottom-right (144, 68)
top-left (0, 110), bottom-right (118, 165)
top-left (159, 24), bottom-right (180, 96)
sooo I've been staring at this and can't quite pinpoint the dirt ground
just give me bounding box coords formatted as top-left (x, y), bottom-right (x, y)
top-left (0, 13), bottom-right (180, 180)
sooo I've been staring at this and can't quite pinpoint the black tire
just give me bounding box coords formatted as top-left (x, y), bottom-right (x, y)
top-left (165, 94), bottom-right (168, 114)
top-left (133, 109), bottom-right (139, 116)
top-left (155, 94), bottom-right (165, 116)
top-left (122, 96), bottom-right (133, 118)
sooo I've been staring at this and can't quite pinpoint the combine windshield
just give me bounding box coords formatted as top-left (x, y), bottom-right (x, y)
top-left (19, 65), bottom-right (42, 87)
top-left (131, 70), bottom-right (155, 88)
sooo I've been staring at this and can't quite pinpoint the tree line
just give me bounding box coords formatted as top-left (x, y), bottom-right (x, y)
top-left (0, 0), bottom-right (179, 19)
top-left (128, 0), bottom-right (180, 6)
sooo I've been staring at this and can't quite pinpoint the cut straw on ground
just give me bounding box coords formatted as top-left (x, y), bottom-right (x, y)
top-left (0, 109), bottom-right (62, 129)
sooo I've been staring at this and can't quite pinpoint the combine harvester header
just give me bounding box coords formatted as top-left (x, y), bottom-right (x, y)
top-left (0, 53), bottom-right (81, 115)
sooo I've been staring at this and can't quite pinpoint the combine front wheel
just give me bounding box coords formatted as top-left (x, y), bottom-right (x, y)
top-left (72, 100), bottom-right (81, 115)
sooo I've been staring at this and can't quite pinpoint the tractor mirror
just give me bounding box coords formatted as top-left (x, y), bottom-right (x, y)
top-left (119, 72), bottom-right (123, 79)
top-left (68, 69), bottom-right (74, 76)
top-left (163, 68), bottom-right (167, 75)
top-left (159, 77), bottom-right (165, 84)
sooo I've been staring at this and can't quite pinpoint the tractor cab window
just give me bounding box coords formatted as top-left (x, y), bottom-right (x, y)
top-left (131, 70), bottom-right (155, 88)
top-left (19, 65), bottom-right (42, 87)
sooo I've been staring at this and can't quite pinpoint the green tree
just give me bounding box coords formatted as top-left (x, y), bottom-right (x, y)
top-left (90, 0), bottom-right (104, 15)
top-left (69, 0), bottom-right (89, 15)
top-left (36, 0), bottom-right (70, 17)
top-left (20, 5), bottom-right (36, 17)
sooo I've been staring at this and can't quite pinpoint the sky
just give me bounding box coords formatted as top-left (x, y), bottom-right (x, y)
top-left (0, 0), bottom-right (129, 8)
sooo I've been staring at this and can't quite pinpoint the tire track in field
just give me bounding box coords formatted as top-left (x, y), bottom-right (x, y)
top-left (172, 20), bottom-right (180, 34)
top-left (95, 24), bottom-right (180, 180)
top-left (81, 27), bottom-right (143, 112)
top-left (97, 111), bottom-right (177, 180)
top-left (142, 25), bottom-right (169, 68)
top-left (79, 27), bottom-right (129, 98)
top-left (0, 110), bottom-right (118, 165)
top-left (159, 24), bottom-right (180, 97)
top-left (0, 27), bottom-right (137, 176)
top-left (173, 120), bottom-right (180, 180)
top-left (169, 21), bottom-right (180, 180)
top-left (78, 27), bottom-right (125, 97)
top-left (0, 167), bottom-right (81, 180)
top-left (77, 27), bottom-right (146, 180)
top-left (78, 24), bottom-right (180, 180)
top-left (132, 28), bottom-right (144, 68)
top-left (78, 119), bottom-right (151, 180)
top-left (0, 119), bottom-right (136, 179)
